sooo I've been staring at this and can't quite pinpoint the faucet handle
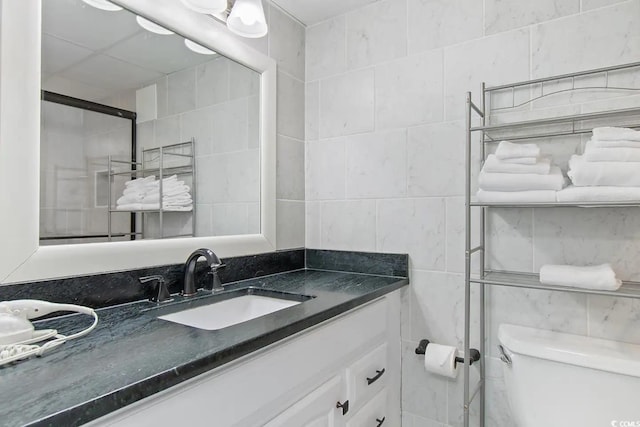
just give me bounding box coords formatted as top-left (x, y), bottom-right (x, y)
top-left (210, 262), bottom-right (226, 272)
top-left (139, 275), bottom-right (172, 303)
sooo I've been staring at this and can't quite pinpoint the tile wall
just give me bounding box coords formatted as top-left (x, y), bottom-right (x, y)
top-left (303, 0), bottom-right (640, 425)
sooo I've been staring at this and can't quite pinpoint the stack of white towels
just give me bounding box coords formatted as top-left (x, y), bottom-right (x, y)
top-left (561, 127), bottom-right (640, 202)
top-left (116, 175), bottom-right (193, 211)
top-left (477, 141), bottom-right (566, 203)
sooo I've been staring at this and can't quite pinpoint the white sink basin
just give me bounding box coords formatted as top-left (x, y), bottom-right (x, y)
top-left (158, 295), bottom-right (301, 330)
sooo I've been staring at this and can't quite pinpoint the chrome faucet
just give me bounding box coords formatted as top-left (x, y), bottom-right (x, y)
top-left (182, 248), bottom-right (225, 296)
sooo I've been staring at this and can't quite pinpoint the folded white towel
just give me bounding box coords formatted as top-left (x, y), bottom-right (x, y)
top-left (145, 185), bottom-right (190, 197)
top-left (589, 137), bottom-right (640, 149)
top-left (539, 264), bottom-right (621, 291)
top-left (593, 127), bottom-right (640, 142)
top-left (142, 192), bottom-right (191, 204)
top-left (584, 140), bottom-right (640, 162)
top-left (117, 194), bottom-right (144, 205)
top-left (568, 155), bottom-right (640, 187)
top-left (476, 189), bottom-right (557, 203)
top-left (478, 166), bottom-right (566, 192)
top-left (124, 176), bottom-right (155, 187)
top-left (501, 157), bottom-right (539, 165)
top-left (483, 154), bottom-right (551, 175)
top-left (495, 141), bottom-right (541, 160)
top-left (116, 203), bottom-right (160, 211)
top-left (556, 185), bottom-right (640, 202)
top-left (163, 205), bottom-right (193, 212)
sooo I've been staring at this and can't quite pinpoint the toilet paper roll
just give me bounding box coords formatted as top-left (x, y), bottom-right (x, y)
top-left (424, 343), bottom-right (458, 379)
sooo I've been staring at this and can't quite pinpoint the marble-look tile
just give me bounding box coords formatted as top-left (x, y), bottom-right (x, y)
top-left (444, 197), bottom-right (481, 274)
top-left (305, 201), bottom-right (322, 248)
top-left (487, 209), bottom-right (534, 273)
top-left (400, 285), bottom-right (412, 341)
top-left (269, 4), bottom-right (305, 81)
top-left (208, 150), bottom-right (260, 203)
top-left (401, 340), bottom-right (449, 423)
top-left (276, 135), bottom-right (304, 200)
top-left (154, 76), bottom-right (168, 119)
top-left (485, 377), bottom-right (514, 427)
top-left (306, 138), bottom-right (346, 200)
top-left (532, 208), bottom-right (640, 281)
top-left (319, 68), bottom-right (375, 138)
top-left (487, 286), bottom-right (588, 357)
top-left (136, 121), bottom-right (154, 150)
top-left (443, 28), bottom-right (530, 121)
top-left (582, 0), bottom-right (627, 10)
top-left (375, 50), bottom-right (444, 129)
top-left (248, 95), bottom-right (260, 149)
top-left (305, 82), bottom-right (319, 142)
top-left (277, 71), bottom-right (305, 140)
top-left (167, 68), bottom-right (196, 115)
top-left (194, 203), bottom-right (212, 237)
top-left (377, 199), bottom-right (446, 271)
top-left (211, 203), bottom-right (249, 236)
top-left (277, 200), bottom-right (305, 250)
top-left (346, 0), bottom-right (407, 69)
top-left (346, 130), bottom-right (407, 198)
top-left (588, 295), bottom-right (640, 345)
top-left (154, 115), bottom-right (180, 148)
top-left (228, 60), bottom-right (260, 100)
top-left (409, 270), bottom-right (480, 348)
top-left (447, 361), bottom-right (481, 427)
top-left (306, 16), bottom-right (346, 81)
top-left (180, 107), bottom-right (214, 157)
top-left (210, 98), bottom-right (249, 153)
top-left (195, 57), bottom-right (228, 108)
top-left (407, 0), bottom-right (483, 53)
top-left (320, 200), bottom-right (376, 251)
top-left (248, 202), bottom-right (260, 234)
top-left (485, 0), bottom-right (579, 35)
top-left (531, 0), bottom-right (640, 78)
top-left (408, 121), bottom-right (465, 197)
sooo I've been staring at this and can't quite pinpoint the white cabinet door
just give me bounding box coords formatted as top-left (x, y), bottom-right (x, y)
top-left (264, 375), bottom-right (344, 427)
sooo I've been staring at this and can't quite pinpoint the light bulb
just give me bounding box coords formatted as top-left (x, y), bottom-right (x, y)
top-left (180, 0), bottom-right (228, 14)
top-left (81, 0), bottom-right (122, 11)
top-left (227, 0), bottom-right (267, 39)
top-left (184, 39), bottom-right (217, 55)
top-left (136, 16), bottom-right (174, 35)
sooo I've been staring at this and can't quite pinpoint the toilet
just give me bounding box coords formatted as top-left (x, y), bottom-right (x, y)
top-left (498, 324), bottom-right (640, 427)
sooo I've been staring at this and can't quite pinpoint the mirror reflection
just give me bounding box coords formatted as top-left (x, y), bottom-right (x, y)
top-left (40, 0), bottom-right (261, 245)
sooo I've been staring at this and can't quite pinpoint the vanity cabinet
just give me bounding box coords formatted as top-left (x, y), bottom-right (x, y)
top-left (89, 291), bottom-right (401, 427)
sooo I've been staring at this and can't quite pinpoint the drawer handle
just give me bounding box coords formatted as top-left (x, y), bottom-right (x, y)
top-left (376, 417), bottom-right (386, 426)
top-left (366, 368), bottom-right (385, 385)
top-left (336, 400), bottom-right (349, 416)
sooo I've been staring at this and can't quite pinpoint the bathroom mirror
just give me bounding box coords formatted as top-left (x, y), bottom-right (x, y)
top-left (0, 0), bottom-right (276, 283)
top-left (41, 0), bottom-right (261, 245)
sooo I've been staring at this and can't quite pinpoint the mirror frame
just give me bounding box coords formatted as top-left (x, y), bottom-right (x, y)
top-left (0, 0), bottom-right (276, 283)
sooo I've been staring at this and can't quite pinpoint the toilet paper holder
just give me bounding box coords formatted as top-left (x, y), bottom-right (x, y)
top-left (415, 339), bottom-right (481, 366)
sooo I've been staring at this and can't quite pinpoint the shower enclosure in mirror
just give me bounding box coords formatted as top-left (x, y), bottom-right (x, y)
top-left (40, 0), bottom-right (261, 245)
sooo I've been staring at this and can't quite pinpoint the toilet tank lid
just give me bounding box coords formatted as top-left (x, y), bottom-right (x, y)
top-left (498, 324), bottom-right (640, 378)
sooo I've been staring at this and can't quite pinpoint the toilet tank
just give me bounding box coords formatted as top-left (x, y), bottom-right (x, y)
top-left (498, 324), bottom-right (640, 427)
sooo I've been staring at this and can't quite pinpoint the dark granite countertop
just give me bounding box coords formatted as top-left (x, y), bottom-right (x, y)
top-left (0, 268), bottom-right (408, 427)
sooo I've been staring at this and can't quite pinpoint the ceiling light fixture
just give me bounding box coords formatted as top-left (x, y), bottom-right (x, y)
top-left (136, 16), bottom-right (175, 35)
top-left (180, 0), bottom-right (228, 14)
top-left (226, 0), bottom-right (267, 38)
top-left (184, 39), bottom-right (217, 55)
top-left (81, 0), bottom-right (122, 11)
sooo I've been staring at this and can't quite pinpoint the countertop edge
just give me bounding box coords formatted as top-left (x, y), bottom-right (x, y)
top-left (29, 277), bottom-right (408, 427)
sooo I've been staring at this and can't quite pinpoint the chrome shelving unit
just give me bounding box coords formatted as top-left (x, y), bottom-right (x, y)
top-left (107, 139), bottom-right (196, 241)
top-left (463, 61), bottom-right (640, 427)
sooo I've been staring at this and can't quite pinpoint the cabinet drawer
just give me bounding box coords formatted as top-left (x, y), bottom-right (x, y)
top-left (346, 389), bottom-right (387, 427)
top-left (346, 343), bottom-right (387, 408)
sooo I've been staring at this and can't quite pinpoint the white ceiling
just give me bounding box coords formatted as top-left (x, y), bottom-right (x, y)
top-left (271, 0), bottom-right (382, 26)
top-left (42, 0), bottom-right (215, 105)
